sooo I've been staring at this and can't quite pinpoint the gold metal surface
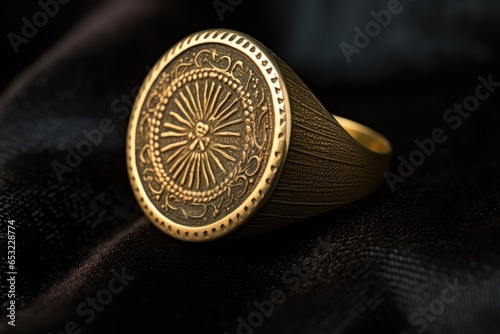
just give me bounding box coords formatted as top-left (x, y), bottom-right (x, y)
top-left (127, 29), bottom-right (392, 241)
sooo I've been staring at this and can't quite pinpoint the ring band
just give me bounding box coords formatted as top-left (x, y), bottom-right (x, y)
top-left (127, 29), bottom-right (391, 241)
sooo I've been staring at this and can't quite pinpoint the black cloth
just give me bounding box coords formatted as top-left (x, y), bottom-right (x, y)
top-left (1, 0), bottom-right (500, 333)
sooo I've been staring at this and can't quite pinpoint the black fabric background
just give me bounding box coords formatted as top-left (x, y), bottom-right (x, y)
top-left (1, 0), bottom-right (499, 333)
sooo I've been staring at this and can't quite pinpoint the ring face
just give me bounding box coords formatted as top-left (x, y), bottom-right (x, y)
top-left (127, 30), bottom-right (290, 241)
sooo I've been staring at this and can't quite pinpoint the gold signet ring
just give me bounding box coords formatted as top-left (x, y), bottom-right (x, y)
top-left (127, 29), bottom-right (392, 241)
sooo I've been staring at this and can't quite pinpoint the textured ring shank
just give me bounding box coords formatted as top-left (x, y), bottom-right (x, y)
top-left (127, 29), bottom-right (391, 241)
top-left (231, 53), bottom-right (391, 238)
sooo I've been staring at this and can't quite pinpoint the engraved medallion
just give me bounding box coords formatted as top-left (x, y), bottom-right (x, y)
top-left (128, 30), bottom-right (290, 241)
top-left (128, 30), bottom-right (392, 241)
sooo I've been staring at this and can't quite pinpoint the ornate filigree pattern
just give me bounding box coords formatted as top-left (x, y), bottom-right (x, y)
top-left (136, 45), bottom-right (273, 224)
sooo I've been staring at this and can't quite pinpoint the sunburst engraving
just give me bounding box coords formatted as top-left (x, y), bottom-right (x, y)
top-left (135, 44), bottom-right (274, 226)
top-left (161, 80), bottom-right (243, 188)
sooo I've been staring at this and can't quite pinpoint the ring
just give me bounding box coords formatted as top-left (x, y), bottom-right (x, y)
top-left (127, 29), bottom-right (392, 242)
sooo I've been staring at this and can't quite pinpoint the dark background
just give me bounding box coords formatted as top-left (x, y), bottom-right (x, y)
top-left (0, 0), bottom-right (499, 333)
